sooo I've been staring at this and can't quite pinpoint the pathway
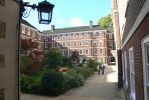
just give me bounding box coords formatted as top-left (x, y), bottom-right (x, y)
top-left (21, 65), bottom-right (125, 100)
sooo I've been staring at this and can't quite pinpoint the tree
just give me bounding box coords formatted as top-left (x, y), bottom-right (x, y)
top-left (70, 50), bottom-right (80, 66)
top-left (43, 48), bottom-right (63, 68)
top-left (97, 14), bottom-right (113, 29)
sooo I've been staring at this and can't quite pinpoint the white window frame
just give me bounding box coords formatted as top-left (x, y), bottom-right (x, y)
top-left (68, 42), bottom-right (71, 47)
top-left (62, 42), bottom-right (66, 47)
top-left (73, 34), bottom-right (77, 39)
top-left (129, 47), bottom-right (136, 100)
top-left (85, 32), bottom-right (88, 38)
top-left (51, 35), bottom-right (54, 40)
top-left (79, 33), bottom-right (82, 38)
top-left (85, 41), bottom-right (89, 46)
top-left (85, 49), bottom-right (89, 55)
top-left (32, 31), bottom-right (35, 37)
top-left (79, 50), bottom-right (83, 55)
top-left (22, 26), bottom-right (25, 34)
top-left (94, 49), bottom-right (98, 55)
top-left (79, 41), bottom-right (83, 46)
top-left (68, 34), bottom-right (71, 39)
top-left (62, 34), bottom-right (66, 39)
top-left (124, 51), bottom-right (128, 88)
top-left (57, 35), bottom-right (60, 40)
top-left (93, 32), bottom-right (97, 37)
top-left (142, 35), bottom-right (149, 100)
top-left (45, 43), bottom-right (48, 49)
top-left (99, 40), bottom-right (103, 46)
top-left (27, 28), bottom-right (30, 36)
top-left (99, 31), bottom-right (103, 37)
top-left (57, 43), bottom-right (60, 48)
top-left (74, 42), bottom-right (77, 46)
top-left (93, 40), bottom-right (97, 46)
top-left (45, 37), bottom-right (49, 41)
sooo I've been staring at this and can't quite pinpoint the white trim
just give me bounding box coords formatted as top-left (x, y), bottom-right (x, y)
top-left (121, 0), bottom-right (149, 49)
top-left (141, 34), bottom-right (149, 100)
top-left (129, 47), bottom-right (136, 100)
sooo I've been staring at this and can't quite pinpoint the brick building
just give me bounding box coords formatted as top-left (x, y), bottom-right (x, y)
top-left (0, 0), bottom-right (19, 100)
top-left (21, 19), bottom-right (45, 59)
top-left (112, 0), bottom-right (149, 100)
top-left (43, 21), bottom-right (115, 64)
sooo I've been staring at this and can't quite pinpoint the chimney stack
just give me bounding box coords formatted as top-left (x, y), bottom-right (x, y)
top-left (89, 21), bottom-right (93, 28)
top-left (51, 25), bottom-right (55, 32)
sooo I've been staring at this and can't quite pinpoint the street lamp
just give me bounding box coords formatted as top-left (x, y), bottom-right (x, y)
top-left (21, 0), bottom-right (54, 24)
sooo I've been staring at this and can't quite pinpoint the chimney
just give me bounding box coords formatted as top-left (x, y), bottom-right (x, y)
top-left (51, 25), bottom-right (55, 32)
top-left (89, 21), bottom-right (93, 28)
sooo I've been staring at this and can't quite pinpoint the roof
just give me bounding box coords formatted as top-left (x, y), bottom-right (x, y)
top-left (21, 19), bottom-right (42, 33)
top-left (42, 25), bottom-right (113, 35)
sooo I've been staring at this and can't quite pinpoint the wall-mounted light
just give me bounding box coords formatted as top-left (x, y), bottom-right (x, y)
top-left (21, 0), bottom-right (54, 24)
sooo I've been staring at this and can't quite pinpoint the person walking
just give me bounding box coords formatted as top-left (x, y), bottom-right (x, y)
top-left (101, 64), bottom-right (105, 75)
top-left (97, 64), bottom-right (102, 75)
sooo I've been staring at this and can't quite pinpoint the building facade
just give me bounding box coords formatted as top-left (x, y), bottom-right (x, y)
top-left (21, 19), bottom-right (45, 59)
top-left (43, 21), bottom-right (115, 64)
top-left (0, 0), bottom-right (19, 100)
top-left (112, 0), bottom-right (149, 100)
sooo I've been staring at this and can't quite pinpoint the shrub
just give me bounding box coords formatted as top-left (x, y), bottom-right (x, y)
top-left (41, 71), bottom-right (64, 96)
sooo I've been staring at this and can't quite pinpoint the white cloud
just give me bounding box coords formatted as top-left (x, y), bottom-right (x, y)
top-left (57, 17), bottom-right (67, 24)
top-left (70, 17), bottom-right (84, 26)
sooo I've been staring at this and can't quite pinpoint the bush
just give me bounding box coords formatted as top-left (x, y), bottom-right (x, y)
top-left (41, 71), bottom-right (64, 96)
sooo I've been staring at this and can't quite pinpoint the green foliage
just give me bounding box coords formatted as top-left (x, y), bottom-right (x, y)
top-left (97, 14), bottom-right (113, 29)
top-left (87, 59), bottom-right (98, 71)
top-left (62, 56), bottom-right (72, 68)
top-left (43, 48), bottom-right (63, 68)
top-left (41, 71), bottom-right (64, 96)
top-left (20, 55), bottom-right (41, 75)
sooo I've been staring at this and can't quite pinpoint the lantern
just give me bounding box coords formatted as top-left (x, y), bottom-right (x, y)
top-left (37, 0), bottom-right (54, 24)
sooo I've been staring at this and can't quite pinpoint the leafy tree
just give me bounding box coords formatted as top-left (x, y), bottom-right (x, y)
top-left (43, 48), bottom-right (63, 68)
top-left (97, 14), bottom-right (113, 29)
top-left (70, 50), bottom-right (80, 66)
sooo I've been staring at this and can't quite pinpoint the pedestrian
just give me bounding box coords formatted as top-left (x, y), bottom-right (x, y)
top-left (101, 64), bottom-right (105, 75)
top-left (97, 64), bottom-right (102, 75)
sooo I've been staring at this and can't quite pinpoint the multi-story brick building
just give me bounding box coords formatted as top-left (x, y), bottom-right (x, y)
top-left (112, 0), bottom-right (149, 100)
top-left (21, 19), bottom-right (45, 59)
top-left (43, 21), bottom-right (115, 64)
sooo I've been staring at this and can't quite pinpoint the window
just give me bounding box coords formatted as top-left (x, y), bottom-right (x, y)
top-left (32, 31), bottom-right (35, 37)
top-left (99, 31), bottom-right (103, 37)
top-left (109, 34), bottom-right (113, 39)
top-left (45, 36), bottom-right (49, 41)
top-left (93, 32), bottom-right (97, 37)
top-left (79, 50), bottom-right (83, 55)
top-left (38, 34), bottom-right (41, 40)
top-left (68, 42), bottom-right (71, 47)
top-left (99, 40), bottom-right (103, 46)
top-left (85, 41), bottom-right (89, 46)
top-left (62, 42), bottom-right (65, 47)
top-left (53, 35), bottom-right (56, 40)
top-left (51, 35), bottom-right (54, 40)
top-left (142, 36), bottom-right (149, 100)
top-left (93, 40), bottom-right (97, 46)
top-left (57, 43), bottom-right (60, 47)
top-left (79, 41), bottom-right (83, 46)
top-left (74, 42), bottom-right (77, 46)
top-left (62, 34), bottom-right (65, 39)
top-left (129, 47), bottom-right (136, 100)
top-left (45, 43), bottom-right (48, 49)
top-left (100, 49), bottom-right (103, 54)
top-left (124, 51), bottom-right (128, 88)
top-left (68, 34), bottom-right (71, 39)
top-left (27, 28), bottom-right (30, 36)
top-left (79, 33), bottom-right (82, 38)
top-left (94, 49), bottom-right (98, 55)
top-left (52, 43), bottom-right (55, 48)
top-left (73, 34), bottom-right (77, 38)
top-left (85, 32), bottom-right (88, 38)
top-left (86, 49), bottom-right (89, 55)
top-left (22, 26), bottom-right (25, 34)
top-left (57, 35), bottom-right (60, 40)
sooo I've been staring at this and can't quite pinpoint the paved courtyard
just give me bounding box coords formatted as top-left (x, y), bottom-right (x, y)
top-left (21, 65), bottom-right (125, 100)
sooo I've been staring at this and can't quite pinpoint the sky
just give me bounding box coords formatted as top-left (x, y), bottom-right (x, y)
top-left (23, 0), bottom-right (111, 31)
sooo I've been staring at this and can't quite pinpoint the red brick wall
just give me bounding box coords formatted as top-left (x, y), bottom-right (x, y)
top-left (122, 13), bottom-right (149, 100)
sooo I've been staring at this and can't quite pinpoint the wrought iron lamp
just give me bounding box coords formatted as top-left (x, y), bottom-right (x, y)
top-left (21, 0), bottom-right (54, 24)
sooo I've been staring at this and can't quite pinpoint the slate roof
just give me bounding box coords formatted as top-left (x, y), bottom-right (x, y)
top-left (43, 25), bottom-right (113, 35)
